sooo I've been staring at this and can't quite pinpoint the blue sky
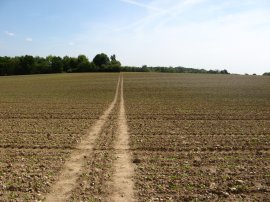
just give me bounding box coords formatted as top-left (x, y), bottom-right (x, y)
top-left (0, 0), bottom-right (270, 74)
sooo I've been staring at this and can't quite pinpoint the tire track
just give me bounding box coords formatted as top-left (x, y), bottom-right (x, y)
top-left (44, 76), bottom-right (121, 202)
top-left (109, 74), bottom-right (135, 202)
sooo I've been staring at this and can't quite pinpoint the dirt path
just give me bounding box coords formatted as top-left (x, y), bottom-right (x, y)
top-left (108, 74), bottom-right (135, 202)
top-left (44, 76), bottom-right (121, 202)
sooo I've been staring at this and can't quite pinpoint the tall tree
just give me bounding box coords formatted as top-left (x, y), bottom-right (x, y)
top-left (46, 55), bottom-right (63, 73)
top-left (77, 55), bottom-right (91, 72)
top-left (93, 53), bottom-right (110, 71)
top-left (109, 54), bottom-right (121, 72)
top-left (17, 55), bottom-right (34, 75)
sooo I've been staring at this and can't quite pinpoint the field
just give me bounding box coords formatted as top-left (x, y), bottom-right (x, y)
top-left (124, 73), bottom-right (270, 201)
top-left (0, 73), bottom-right (119, 201)
top-left (0, 73), bottom-right (270, 201)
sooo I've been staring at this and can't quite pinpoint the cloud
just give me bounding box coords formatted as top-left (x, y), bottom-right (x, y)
top-left (120, 0), bottom-right (164, 12)
top-left (5, 31), bottom-right (15, 36)
top-left (25, 37), bottom-right (33, 42)
top-left (118, 0), bottom-right (207, 33)
top-left (101, 0), bottom-right (269, 74)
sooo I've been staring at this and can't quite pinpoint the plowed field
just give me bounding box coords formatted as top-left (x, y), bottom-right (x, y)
top-left (125, 73), bottom-right (270, 201)
top-left (0, 73), bottom-right (269, 201)
top-left (0, 73), bottom-right (119, 201)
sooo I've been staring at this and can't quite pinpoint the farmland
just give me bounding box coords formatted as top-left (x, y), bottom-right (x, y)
top-left (0, 73), bottom-right (119, 201)
top-left (124, 73), bottom-right (270, 201)
top-left (0, 72), bottom-right (270, 201)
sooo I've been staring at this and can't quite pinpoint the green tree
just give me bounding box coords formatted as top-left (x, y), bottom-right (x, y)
top-left (46, 55), bottom-right (63, 73)
top-left (77, 55), bottom-right (89, 64)
top-left (93, 53), bottom-right (110, 71)
top-left (76, 55), bottom-right (91, 72)
top-left (142, 65), bottom-right (150, 72)
top-left (62, 56), bottom-right (72, 72)
top-left (17, 55), bottom-right (35, 75)
top-left (109, 54), bottom-right (121, 72)
top-left (52, 56), bottom-right (63, 73)
top-left (33, 57), bottom-right (51, 74)
top-left (220, 69), bottom-right (229, 74)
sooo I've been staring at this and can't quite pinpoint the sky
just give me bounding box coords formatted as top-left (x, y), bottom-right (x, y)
top-left (0, 0), bottom-right (270, 74)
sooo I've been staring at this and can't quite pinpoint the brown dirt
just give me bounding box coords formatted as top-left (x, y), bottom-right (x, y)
top-left (68, 107), bottom-right (118, 201)
top-left (44, 76), bottom-right (121, 202)
top-left (124, 73), bottom-right (270, 201)
top-left (108, 74), bottom-right (135, 202)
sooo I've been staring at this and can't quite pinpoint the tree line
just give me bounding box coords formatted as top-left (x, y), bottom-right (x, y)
top-left (0, 53), bottom-right (230, 76)
top-left (121, 65), bottom-right (229, 74)
top-left (0, 53), bottom-right (121, 76)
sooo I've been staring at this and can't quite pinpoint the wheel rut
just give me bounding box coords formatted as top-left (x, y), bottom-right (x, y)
top-left (108, 74), bottom-right (135, 202)
top-left (44, 74), bottom-right (135, 202)
top-left (44, 76), bottom-right (121, 202)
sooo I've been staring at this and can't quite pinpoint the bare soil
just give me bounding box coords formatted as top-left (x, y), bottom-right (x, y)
top-left (44, 76), bottom-right (121, 201)
top-left (108, 74), bottom-right (135, 202)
